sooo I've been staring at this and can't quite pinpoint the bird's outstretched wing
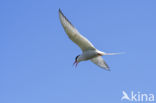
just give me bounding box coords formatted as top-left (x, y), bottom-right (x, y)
top-left (91, 56), bottom-right (110, 70)
top-left (59, 9), bottom-right (95, 52)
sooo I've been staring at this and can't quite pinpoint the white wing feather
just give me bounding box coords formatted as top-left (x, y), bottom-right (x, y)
top-left (91, 56), bottom-right (110, 70)
top-left (59, 9), bottom-right (95, 52)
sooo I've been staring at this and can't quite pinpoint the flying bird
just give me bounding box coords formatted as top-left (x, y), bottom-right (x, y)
top-left (59, 9), bottom-right (120, 70)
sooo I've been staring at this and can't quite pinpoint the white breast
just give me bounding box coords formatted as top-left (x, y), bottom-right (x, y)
top-left (79, 50), bottom-right (98, 61)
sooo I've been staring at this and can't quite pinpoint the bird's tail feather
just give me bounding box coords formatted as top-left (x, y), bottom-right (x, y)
top-left (97, 50), bottom-right (125, 56)
top-left (104, 52), bottom-right (125, 55)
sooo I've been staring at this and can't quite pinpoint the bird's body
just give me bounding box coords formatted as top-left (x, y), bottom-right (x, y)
top-left (77, 50), bottom-right (102, 62)
top-left (59, 9), bottom-right (120, 70)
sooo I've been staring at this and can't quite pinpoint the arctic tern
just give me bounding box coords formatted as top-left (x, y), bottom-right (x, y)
top-left (59, 9), bottom-right (120, 70)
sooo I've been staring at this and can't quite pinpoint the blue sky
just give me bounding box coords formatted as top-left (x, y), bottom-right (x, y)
top-left (0, 0), bottom-right (156, 103)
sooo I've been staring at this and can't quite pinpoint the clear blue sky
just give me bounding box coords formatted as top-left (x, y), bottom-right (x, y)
top-left (0, 0), bottom-right (156, 103)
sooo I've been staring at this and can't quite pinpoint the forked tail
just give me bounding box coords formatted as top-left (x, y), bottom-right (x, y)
top-left (97, 50), bottom-right (125, 56)
top-left (104, 52), bottom-right (125, 55)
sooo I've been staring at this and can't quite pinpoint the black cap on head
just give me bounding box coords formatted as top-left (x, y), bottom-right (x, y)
top-left (75, 55), bottom-right (80, 61)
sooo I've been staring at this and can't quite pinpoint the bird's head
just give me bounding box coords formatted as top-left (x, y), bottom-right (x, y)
top-left (73, 55), bottom-right (80, 67)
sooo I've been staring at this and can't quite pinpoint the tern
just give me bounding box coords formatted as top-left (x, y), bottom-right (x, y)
top-left (59, 9), bottom-right (120, 70)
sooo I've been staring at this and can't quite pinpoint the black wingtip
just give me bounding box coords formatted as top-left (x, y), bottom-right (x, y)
top-left (58, 9), bottom-right (75, 28)
top-left (58, 8), bottom-right (64, 16)
top-left (106, 66), bottom-right (111, 71)
top-left (59, 8), bottom-right (61, 12)
top-left (107, 68), bottom-right (111, 72)
top-left (59, 8), bottom-right (63, 15)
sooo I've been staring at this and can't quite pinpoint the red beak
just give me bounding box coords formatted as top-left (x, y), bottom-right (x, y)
top-left (73, 60), bottom-right (78, 67)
